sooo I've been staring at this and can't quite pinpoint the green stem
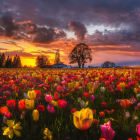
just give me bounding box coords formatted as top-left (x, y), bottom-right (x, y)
top-left (85, 131), bottom-right (88, 140)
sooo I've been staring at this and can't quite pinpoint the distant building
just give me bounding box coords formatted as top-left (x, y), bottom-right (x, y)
top-left (41, 62), bottom-right (72, 68)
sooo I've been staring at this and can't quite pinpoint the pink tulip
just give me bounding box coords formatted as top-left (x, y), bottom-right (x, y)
top-left (4, 112), bottom-right (12, 119)
top-left (90, 95), bottom-right (95, 102)
top-left (45, 94), bottom-right (52, 103)
top-left (136, 124), bottom-right (140, 136)
top-left (47, 104), bottom-right (55, 113)
top-left (100, 121), bottom-right (115, 140)
top-left (57, 86), bottom-right (62, 93)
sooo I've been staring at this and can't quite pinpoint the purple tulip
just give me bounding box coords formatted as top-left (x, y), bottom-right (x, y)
top-left (129, 96), bottom-right (137, 106)
top-left (100, 121), bottom-right (115, 140)
top-left (5, 91), bottom-right (12, 97)
top-left (52, 85), bottom-right (57, 91)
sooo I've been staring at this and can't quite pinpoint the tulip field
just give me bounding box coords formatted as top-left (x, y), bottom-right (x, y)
top-left (1, 68), bottom-right (140, 140)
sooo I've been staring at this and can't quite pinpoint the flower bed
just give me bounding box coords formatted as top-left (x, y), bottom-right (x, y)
top-left (0, 68), bottom-right (140, 140)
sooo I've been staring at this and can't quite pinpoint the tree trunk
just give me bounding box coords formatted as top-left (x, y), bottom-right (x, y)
top-left (82, 63), bottom-right (84, 68)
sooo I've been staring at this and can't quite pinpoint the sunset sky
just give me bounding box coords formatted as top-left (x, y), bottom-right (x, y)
top-left (0, 0), bottom-right (140, 67)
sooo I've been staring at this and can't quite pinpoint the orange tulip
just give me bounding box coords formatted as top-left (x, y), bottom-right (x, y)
top-left (0, 106), bottom-right (8, 115)
top-left (120, 99), bottom-right (132, 109)
top-left (99, 111), bottom-right (105, 117)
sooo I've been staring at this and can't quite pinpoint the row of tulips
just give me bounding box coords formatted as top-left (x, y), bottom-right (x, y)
top-left (1, 68), bottom-right (140, 140)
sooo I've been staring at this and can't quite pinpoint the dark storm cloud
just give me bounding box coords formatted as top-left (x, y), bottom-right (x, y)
top-left (0, 15), bottom-right (18, 37)
top-left (68, 21), bottom-right (87, 40)
top-left (88, 29), bottom-right (140, 48)
top-left (0, 26), bottom-right (4, 36)
top-left (32, 27), bottom-right (67, 44)
top-left (0, 0), bottom-right (140, 52)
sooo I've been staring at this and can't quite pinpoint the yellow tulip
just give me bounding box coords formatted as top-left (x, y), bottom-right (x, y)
top-left (25, 99), bottom-right (34, 110)
top-left (120, 82), bottom-right (125, 89)
top-left (43, 128), bottom-right (53, 140)
top-left (75, 81), bottom-right (79, 87)
top-left (87, 82), bottom-right (93, 89)
top-left (134, 88), bottom-right (138, 94)
top-left (50, 100), bottom-right (58, 107)
top-left (68, 82), bottom-right (74, 90)
top-left (87, 73), bottom-right (91, 78)
top-left (32, 109), bottom-right (39, 121)
top-left (73, 108), bottom-right (93, 130)
top-left (27, 90), bottom-right (36, 99)
top-left (95, 77), bottom-right (99, 81)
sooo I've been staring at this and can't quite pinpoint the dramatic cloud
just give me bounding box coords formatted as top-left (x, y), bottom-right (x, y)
top-left (0, 15), bottom-right (18, 37)
top-left (68, 21), bottom-right (87, 40)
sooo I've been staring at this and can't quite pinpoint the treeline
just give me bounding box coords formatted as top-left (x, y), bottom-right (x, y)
top-left (0, 53), bottom-right (22, 68)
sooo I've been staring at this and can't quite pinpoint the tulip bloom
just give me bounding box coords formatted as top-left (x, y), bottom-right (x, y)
top-left (47, 104), bottom-right (55, 113)
top-left (57, 86), bottom-right (62, 93)
top-left (136, 124), bottom-right (140, 136)
top-left (58, 99), bottom-right (67, 108)
top-left (32, 109), bottom-right (39, 121)
top-left (54, 92), bottom-right (59, 100)
top-left (71, 108), bottom-right (77, 114)
top-left (4, 112), bottom-right (12, 119)
top-left (27, 90), bottom-right (36, 100)
top-left (6, 100), bottom-right (16, 108)
top-left (84, 92), bottom-right (91, 99)
top-left (120, 99), bottom-right (132, 109)
top-left (45, 94), bottom-right (52, 103)
top-left (36, 105), bottom-right (45, 112)
top-left (101, 102), bottom-right (108, 109)
top-left (18, 100), bottom-right (26, 111)
top-left (93, 119), bottom-right (100, 125)
top-left (99, 111), bottom-right (105, 117)
top-left (25, 99), bottom-right (34, 110)
top-left (73, 108), bottom-right (93, 130)
top-left (0, 106), bottom-right (8, 115)
top-left (100, 121), bottom-right (115, 140)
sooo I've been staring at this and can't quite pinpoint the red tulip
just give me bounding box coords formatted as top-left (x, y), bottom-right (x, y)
top-left (71, 108), bottom-right (77, 114)
top-left (6, 100), bottom-right (16, 108)
top-left (18, 100), bottom-right (26, 111)
top-left (19, 83), bottom-right (25, 89)
top-left (84, 92), bottom-right (91, 99)
top-left (34, 90), bottom-right (41, 98)
top-left (36, 105), bottom-right (45, 112)
top-left (93, 119), bottom-right (100, 125)
top-left (54, 92), bottom-right (59, 100)
top-left (92, 109), bottom-right (96, 115)
top-left (101, 102), bottom-right (108, 109)
top-left (58, 99), bottom-right (67, 108)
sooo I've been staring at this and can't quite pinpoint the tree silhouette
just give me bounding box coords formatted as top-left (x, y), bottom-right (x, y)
top-left (36, 55), bottom-right (50, 68)
top-left (54, 49), bottom-right (60, 64)
top-left (17, 55), bottom-right (22, 67)
top-left (69, 43), bottom-right (92, 68)
top-left (101, 61), bottom-right (115, 68)
top-left (0, 53), bottom-right (5, 67)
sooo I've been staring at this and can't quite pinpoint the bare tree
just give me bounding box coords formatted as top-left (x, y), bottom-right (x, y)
top-left (69, 43), bottom-right (92, 68)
